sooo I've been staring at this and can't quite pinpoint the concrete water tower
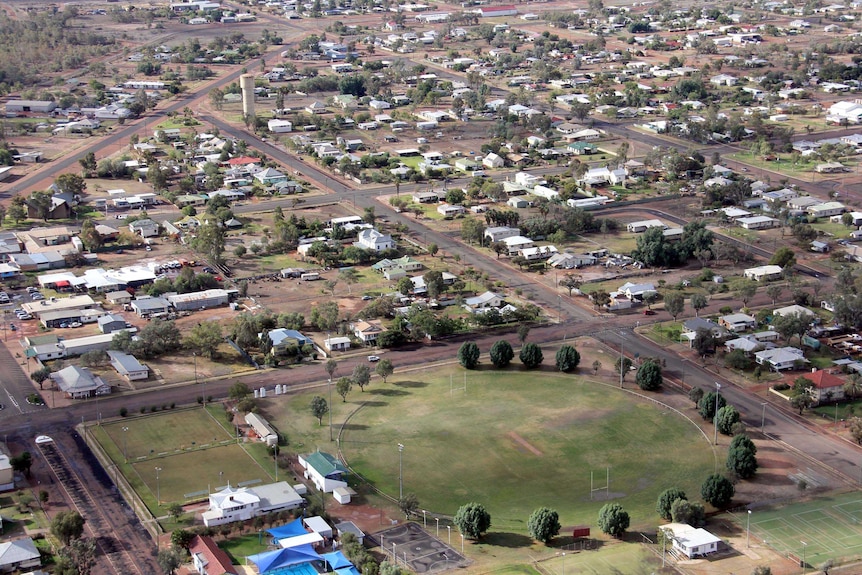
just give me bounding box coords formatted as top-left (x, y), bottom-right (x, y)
top-left (240, 73), bottom-right (255, 118)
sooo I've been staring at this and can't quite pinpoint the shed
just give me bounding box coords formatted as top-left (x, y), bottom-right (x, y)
top-left (303, 516), bottom-right (333, 538)
top-left (335, 521), bottom-right (365, 545)
top-left (333, 486), bottom-right (356, 504)
top-left (106, 350), bottom-right (149, 381)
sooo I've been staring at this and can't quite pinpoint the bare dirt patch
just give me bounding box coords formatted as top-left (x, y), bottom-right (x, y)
top-left (506, 431), bottom-right (543, 457)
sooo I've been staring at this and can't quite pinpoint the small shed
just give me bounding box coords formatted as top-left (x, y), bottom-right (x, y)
top-left (304, 516), bottom-right (333, 538)
top-left (335, 521), bottom-right (365, 545)
top-left (333, 486), bottom-right (356, 504)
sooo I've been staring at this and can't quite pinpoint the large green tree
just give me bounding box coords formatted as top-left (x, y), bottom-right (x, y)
top-left (310, 396), bottom-right (328, 425)
top-left (597, 503), bottom-right (630, 538)
top-left (555, 345), bottom-right (580, 372)
top-left (527, 507), bottom-right (561, 543)
top-left (375, 358), bottom-right (394, 382)
top-left (701, 473), bottom-right (735, 509)
top-left (453, 502), bottom-right (491, 539)
top-left (656, 487), bottom-right (687, 521)
top-left (715, 405), bottom-right (741, 435)
top-left (698, 391), bottom-right (727, 420)
top-left (336, 377), bottom-right (352, 402)
top-left (352, 364), bottom-right (371, 391)
top-left (519, 342), bottom-right (544, 369)
top-left (663, 292), bottom-right (685, 321)
top-left (458, 342), bottom-right (481, 369)
top-left (635, 359), bottom-right (662, 391)
top-left (726, 434), bottom-right (758, 479)
top-left (51, 510), bottom-right (86, 545)
top-left (184, 321), bottom-right (223, 359)
top-left (489, 340), bottom-right (514, 368)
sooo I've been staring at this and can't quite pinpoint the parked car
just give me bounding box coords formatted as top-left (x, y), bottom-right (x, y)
top-left (69, 322), bottom-right (82, 328)
top-left (367, 355), bottom-right (380, 362)
top-left (643, 309), bottom-right (656, 316)
top-left (202, 267), bottom-right (216, 274)
top-left (361, 295), bottom-right (373, 300)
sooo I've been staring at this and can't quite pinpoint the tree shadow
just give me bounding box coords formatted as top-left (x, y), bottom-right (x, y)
top-left (394, 380), bottom-right (428, 388)
top-left (480, 532), bottom-right (534, 548)
top-left (369, 389), bottom-right (409, 397)
top-left (339, 423), bottom-right (369, 431)
top-left (358, 400), bottom-right (388, 407)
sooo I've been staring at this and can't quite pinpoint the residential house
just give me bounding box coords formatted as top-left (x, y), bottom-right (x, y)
top-left (129, 219), bottom-right (159, 238)
top-left (617, 282), bottom-right (656, 302)
top-left (437, 204), bottom-right (465, 218)
top-left (189, 535), bottom-right (239, 575)
top-left (681, 318), bottom-right (728, 346)
top-left (744, 265), bottom-right (784, 281)
top-left (502, 235), bottom-right (533, 255)
top-left (808, 202), bottom-right (845, 218)
top-left (719, 313), bottom-right (757, 332)
top-left (520, 245), bottom-right (558, 261)
top-left (755, 347), bottom-right (807, 371)
top-left (267, 328), bottom-right (313, 353)
top-left (202, 482), bottom-right (304, 527)
top-left (298, 451), bottom-right (348, 493)
top-left (626, 219), bottom-right (666, 233)
top-left (352, 320), bottom-right (383, 344)
top-left (482, 153), bottom-right (504, 169)
top-left (484, 226), bottom-right (521, 243)
top-left (464, 291), bottom-right (503, 309)
top-left (324, 337), bottom-right (351, 352)
top-left (662, 524), bottom-right (722, 560)
top-left (51, 365), bottom-right (111, 399)
top-left (547, 252), bottom-right (596, 269)
top-left (0, 538), bottom-right (41, 572)
top-left (106, 350), bottom-right (149, 381)
top-left (254, 168), bottom-right (288, 187)
top-left (737, 216), bottom-right (779, 230)
top-left (130, 296), bottom-right (170, 317)
top-left (355, 229), bottom-right (395, 251)
top-left (773, 304), bottom-right (816, 319)
top-left (97, 314), bottom-right (127, 334)
top-left (724, 335), bottom-right (766, 354)
top-left (798, 369), bottom-right (845, 404)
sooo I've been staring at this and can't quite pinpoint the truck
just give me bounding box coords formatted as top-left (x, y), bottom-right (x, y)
top-left (300, 272), bottom-right (320, 281)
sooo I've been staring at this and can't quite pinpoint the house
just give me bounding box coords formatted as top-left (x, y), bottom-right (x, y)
top-left (245, 412), bottom-right (278, 446)
top-left (105, 290), bottom-right (133, 306)
top-left (129, 219), bottom-right (159, 238)
top-left (797, 370), bottom-right (845, 405)
top-left (254, 168), bottom-right (289, 187)
top-left (202, 482), bottom-right (304, 527)
top-left (51, 366), bottom-right (111, 399)
top-left (131, 296), bottom-right (170, 317)
top-left (520, 245), bottom-right (558, 261)
top-left (681, 318), bottom-right (728, 345)
top-left (773, 304), bottom-right (816, 319)
top-left (98, 314), bottom-right (127, 334)
top-left (756, 347), bottom-right (807, 371)
top-left (626, 219), bottom-right (666, 233)
top-left (482, 152), bottom-right (504, 169)
top-left (744, 265), bottom-right (783, 281)
top-left (324, 337), bottom-right (351, 352)
top-left (502, 235), bottom-right (533, 255)
top-left (507, 197), bottom-right (529, 209)
top-left (719, 313), bottom-right (757, 332)
top-left (167, 289), bottom-right (231, 311)
top-left (0, 538), bottom-right (41, 572)
top-left (412, 191), bottom-right (438, 204)
top-left (464, 291), bottom-right (503, 309)
top-left (724, 336), bottom-right (765, 354)
top-left (352, 320), bottom-right (383, 344)
top-left (738, 216), bottom-right (779, 230)
top-left (484, 227), bottom-right (521, 243)
top-left (808, 201), bottom-right (845, 218)
top-left (26, 196), bottom-right (71, 220)
top-left (267, 328), bottom-right (313, 353)
top-left (299, 451), bottom-right (348, 493)
top-left (811, 240), bottom-right (829, 253)
top-left (305, 101), bottom-right (327, 114)
top-left (189, 535), bottom-right (239, 575)
top-left (107, 350), bottom-right (149, 381)
top-left (662, 524), bottom-right (721, 559)
top-left (355, 229), bottom-right (395, 251)
top-left (268, 119), bottom-right (293, 133)
top-left (437, 204), bottom-right (465, 218)
top-left (547, 252), bottom-right (596, 269)
top-left (618, 282), bottom-right (656, 301)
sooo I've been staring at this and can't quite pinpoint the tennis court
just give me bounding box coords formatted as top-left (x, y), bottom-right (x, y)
top-left (732, 491), bottom-right (862, 567)
top-left (369, 522), bottom-right (467, 573)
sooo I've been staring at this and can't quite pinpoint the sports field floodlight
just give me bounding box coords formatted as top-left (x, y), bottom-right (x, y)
top-left (122, 426), bottom-right (129, 462)
top-left (801, 541), bottom-right (808, 575)
top-left (746, 510), bottom-right (752, 548)
top-left (713, 382), bottom-right (721, 446)
top-left (398, 443), bottom-right (404, 500)
top-left (155, 466), bottom-right (162, 504)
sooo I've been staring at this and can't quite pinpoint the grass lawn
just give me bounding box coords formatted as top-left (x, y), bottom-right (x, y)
top-left (810, 221), bottom-right (852, 239)
top-left (263, 370), bottom-right (715, 533)
top-left (542, 542), bottom-right (661, 575)
top-left (814, 398), bottom-right (862, 420)
top-left (221, 532), bottom-right (275, 563)
top-left (102, 408), bottom-right (233, 459)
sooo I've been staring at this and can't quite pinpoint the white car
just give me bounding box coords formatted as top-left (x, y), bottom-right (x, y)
top-left (367, 355), bottom-right (380, 362)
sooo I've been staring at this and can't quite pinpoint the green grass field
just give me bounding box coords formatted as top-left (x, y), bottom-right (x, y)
top-left (332, 371), bottom-right (715, 531)
top-left (96, 408), bottom-right (275, 508)
top-left (738, 491), bottom-right (862, 567)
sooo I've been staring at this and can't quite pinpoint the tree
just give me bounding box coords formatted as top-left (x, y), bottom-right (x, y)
top-left (453, 502), bottom-right (491, 539)
top-left (592, 360), bottom-right (601, 375)
top-left (428, 243), bottom-right (439, 257)
top-left (352, 364), bottom-right (372, 391)
top-left (310, 396), bottom-right (328, 425)
top-left (527, 507), bottom-right (561, 544)
top-left (701, 473), bottom-right (735, 509)
top-left (61, 537), bottom-right (96, 575)
top-left (727, 434), bottom-right (758, 479)
top-left (791, 393), bottom-right (813, 415)
top-left (671, 499), bottom-right (706, 527)
top-left (458, 342), bottom-right (481, 369)
top-left (690, 293), bottom-right (708, 317)
top-left (489, 340), bottom-right (514, 368)
top-left (517, 324), bottom-right (530, 343)
top-left (398, 493), bottom-right (420, 518)
top-left (725, 349), bottom-right (751, 370)
top-left (692, 328), bottom-right (716, 359)
top-left (338, 268), bottom-right (360, 294)
top-left (636, 359), bottom-right (662, 391)
top-left (51, 510), bottom-right (86, 545)
top-left (31, 367), bottom-right (51, 388)
top-left (715, 405), bottom-right (741, 435)
top-left (55, 173), bottom-right (86, 196)
top-left (519, 342), bottom-right (544, 369)
top-left (752, 567), bottom-right (772, 575)
top-left (228, 381), bottom-right (251, 400)
top-left (310, 302), bottom-right (339, 331)
top-left (766, 285), bottom-right (783, 305)
top-left (336, 377), bottom-right (352, 402)
top-left (191, 220), bottom-right (226, 266)
top-left (158, 548), bottom-right (182, 575)
top-left (555, 345), bottom-right (580, 372)
top-left (656, 487), bottom-right (687, 521)
top-left (166, 502), bottom-right (183, 520)
top-left (664, 292), bottom-right (685, 321)
top-left (559, 274), bottom-right (582, 296)
top-left (10, 452), bottom-right (32, 477)
top-left (614, 356), bottom-right (633, 383)
top-left (698, 391), bottom-right (727, 420)
top-left (79, 219), bottom-right (102, 251)
top-left (689, 387), bottom-right (704, 406)
top-left (185, 321), bottom-right (223, 359)
top-left (325, 358), bottom-right (338, 381)
top-left (375, 358), bottom-right (394, 382)
top-left (735, 280), bottom-right (758, 307)
top-left (171, 529), bottom-right (194, 550)
top-left (27, 191), bottom-right (52, 221)
top-left (769, 246), bottom-right (796, 269)
top-left (773, 312), bottom-right (808, 346)
top-left (597, 503), bottom-right (630, 538)
top-left (7, 201), bottom-right (26, 225)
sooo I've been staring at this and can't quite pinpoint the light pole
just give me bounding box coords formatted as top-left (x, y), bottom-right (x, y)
top-left (398, 443), bottom-right (404, 501)
top-left (801, 541), bottom-right (807, 575)
top-left (713, 382), bottom-right (721, 445)
top-left (761, 402), bottom-right (767, 432)
top-left (422, 510), bottom-right (427, 528)
top-left (193, 352), bottom-right (201, 406)
top-left (460, 533), bottom-right (464, 554)
top-left (619, 333), bottom-right (625, 388)
top-left (561, 552), bottom-right (566, 575)
top-left (328, 376), bottom-right (333, 442)
top-left (746, 509), bottom-right (751, 548)
top-left (447, 525), bottom-right (451, 546)
top-left (122, 426), bottom-right (129, 462)
top-left (435, 517), bottom-right (439, 537)
top-left (155, 466), bottom-right (162, 504)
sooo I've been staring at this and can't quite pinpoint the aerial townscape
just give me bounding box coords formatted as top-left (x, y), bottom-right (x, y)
top-left (7, 0), bottom-right (862, 573)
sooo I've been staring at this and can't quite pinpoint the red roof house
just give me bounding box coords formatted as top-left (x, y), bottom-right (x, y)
top-left (225, 156), bottom-right (260, 166)
top-left (799, 370), bottom-right (846, 405)
top-left (189, 535), bottom-right (239, 575)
